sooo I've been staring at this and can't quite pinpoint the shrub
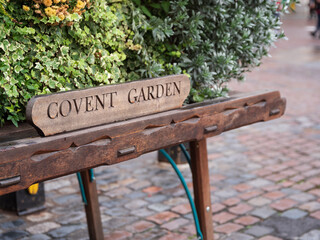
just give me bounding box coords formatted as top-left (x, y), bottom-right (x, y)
top-left (128, 0), bottom-right (297, 102)
top-left (0, 0), bottom-right (142, 126)
top-left (0, 0), bottom-right (296, 126)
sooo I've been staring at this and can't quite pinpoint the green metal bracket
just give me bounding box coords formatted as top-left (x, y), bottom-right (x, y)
top-left (77, 169), bottom-right (95, 206)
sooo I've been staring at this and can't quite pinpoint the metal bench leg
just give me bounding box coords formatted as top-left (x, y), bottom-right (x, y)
top-left (190, 139), bottom-right (214, 240)
top-left (80, 170), bottom-right (104, 240)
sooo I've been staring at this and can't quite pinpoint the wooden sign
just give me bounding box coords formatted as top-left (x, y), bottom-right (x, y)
top-left (26, 75), bottom-right (190, 136)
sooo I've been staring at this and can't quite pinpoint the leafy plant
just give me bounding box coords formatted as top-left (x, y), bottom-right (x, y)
top-left (128, 0), bottom-right (298, 102)
top-left (0, 0), bottom-right (297, 126)
top-left (0, 0), bottom-right (142, 126)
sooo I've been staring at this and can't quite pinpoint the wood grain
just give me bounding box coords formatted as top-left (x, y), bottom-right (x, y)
top-left (80, 170), bottom-right (104, 240)
top-left (26, 75), bottom-right (190, 136)
top-left (190, 139), bottom-right (214, 240)
top-left (0, 90), bottom-right (286, 195)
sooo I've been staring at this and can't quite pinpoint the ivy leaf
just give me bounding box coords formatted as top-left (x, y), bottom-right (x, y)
top-left (16, 27), bottom-right (36, 35)
top-left (12, 52), bottom-right (19, 61)
top-left (48, 79), bottom-right (57, 89)
top-left (60, 46), bottom-right (69, 56)
top-left (14, 65), bottom-right (22, 73)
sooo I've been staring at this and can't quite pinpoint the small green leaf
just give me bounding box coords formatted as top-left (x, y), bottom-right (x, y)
top-left (140, 6), bottom-right (152, 18)
top-left (14, 65), bottom-right (22, 73)
top-left (132, 0), bottom-right (141, 6)
top-left (60, 46), bottom-right (69, 56)
top-left (12, 52), bottom-right (19, 61)
top-left (161, 1), bottom-right (170, 13)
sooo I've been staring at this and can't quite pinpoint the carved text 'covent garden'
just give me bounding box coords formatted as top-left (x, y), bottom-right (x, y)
top-left (27, 75), bottom-right (190, 136)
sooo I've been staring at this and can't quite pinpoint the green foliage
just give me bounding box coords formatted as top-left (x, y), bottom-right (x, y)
top-left (0, 0), bottom-right (297, 126)
top-left (0, 0), bottom-right (12, 20)
top-left (0, 0), bottom-right (142, 126)
top-left (128, 0), bottom-right (298, 102)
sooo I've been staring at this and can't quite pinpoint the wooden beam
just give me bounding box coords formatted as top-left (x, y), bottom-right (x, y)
top-left (80, 170), bottom-right (104, 240)
top-left (190, 139), bottom-right (214, 240)
top-left (0, 90), bottom-right (286, 195)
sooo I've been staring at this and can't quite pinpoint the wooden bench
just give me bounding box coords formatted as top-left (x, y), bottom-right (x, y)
top-left (0, 90), bottom-right (286, 240)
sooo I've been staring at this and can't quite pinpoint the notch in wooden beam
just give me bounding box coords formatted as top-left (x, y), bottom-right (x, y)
top-left (270, 109), bottom-right (280, 116)
top-left (204, 125), bottom-right (218, 134)
top-left (0, 176), bottom-right (21, 188)
top-left (117, 146), bottom-right (136, 157)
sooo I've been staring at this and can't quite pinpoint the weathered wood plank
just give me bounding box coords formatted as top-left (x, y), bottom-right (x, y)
top-left (0, 123), bottom-right (38, 142)
top-left (26, 75), bottom-right (190, 136)
top-left (0, 90), bottom-right (286, 195)
top-left (190, 139), bottom-right (214, 240)
top-left (80, 170), bottom-right (104, 240)
top-left (0, 90), bottom-right (283, 160)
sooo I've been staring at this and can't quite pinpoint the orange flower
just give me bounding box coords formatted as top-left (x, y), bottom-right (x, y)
top-left (43, 0), bottom-right (52, 7)
top-left (76, 0), bottom-right (85, 9)
top-left (57, 12), bottom-right (65, 20)
top-left (22, 5), bottom-right (30, 11)
top-left (45, 7), bottom-right (56, 17)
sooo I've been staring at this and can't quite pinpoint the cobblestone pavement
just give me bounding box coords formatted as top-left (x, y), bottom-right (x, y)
top-left (1, 6), bottom-right (320, 240)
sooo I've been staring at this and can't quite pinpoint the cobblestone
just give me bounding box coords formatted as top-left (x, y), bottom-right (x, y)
top-left (103, 230), bottom-right (132, 240)
top-left (248, 197), bottom-right (272, 207)
top-left (299, 229), bottom-right (320, 240)
top-left (103, 216), bottom-right (138, 230)
top-left (229, 203), bottom-right (253, 215)
top-left (299, 201), bottom-right (320, 212)
top-left (47, 225), bottom-right (84, 238)
top-left (245, 225), bottom-right (274, 237)
top-left (263, 191), bottom-right (285, 200)
top-left (130, 208), bottom-right (155, 217)
top-left (125, 220), bottom-right (155, 233)
top-left (259, 236), bottom-right (283, 240)
top-left (270, 199), bottom-right (297, 211)
top-left (234, 215), bottom-right (260, 225)
top-left (281, 209), bottom-right (308, 219)
top-left (215, 189), bottom-right (238, 199)
top-left (21, 234), bottom-right (51, 240)
top-left (248, 179), bottom-right (273, 188)
top-left (251, 207), bottom-right (277, 219)
top-left (26, 222), bottom-right (60, 235)
top-left (239, 190), bottom-right (263, 200)
top-left (0, 219), bottom-right (25, 230)
top-left (310, 210), bottom-right (320, 220)
top-left (171, 203), bottom-right (191, 215)
top-left (146, 211), bottom-right (178, 225)
top-left (213, 212), bottom-right (237, 224)
top-left (211, 203), bottom-right (226, 213)
top-left (104, 207), bottom-right (129, 217)
top-left (26, 212), bottom-right (53, 223)
top-left (0, 230), bottom-right (29, 240)
top-left (223, 232), bottom-right (254, 240)
top-left (223, 198), bottom-right (241, 206)
top-left (148, 203), bottom-right (171, 212)
top-left (262, 216), bottom-right (320, 239)
top-left (215, 223), bottom-right (243, 234)
top-left (124, 199), bottom-right (148, 210)
top-left (161, 218), bottom-right (189, 231)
